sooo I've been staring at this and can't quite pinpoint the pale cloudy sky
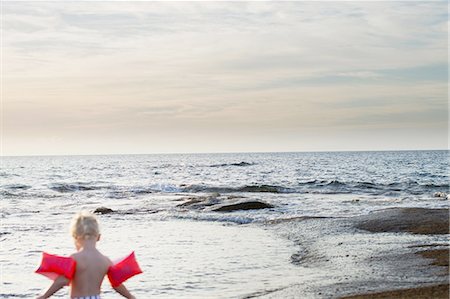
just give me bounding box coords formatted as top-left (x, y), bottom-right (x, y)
top-left (2, 1), bottom-right (448, 155)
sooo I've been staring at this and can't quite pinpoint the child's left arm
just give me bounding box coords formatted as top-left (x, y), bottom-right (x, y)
top-left (36, 275), bottom-right (69, 299)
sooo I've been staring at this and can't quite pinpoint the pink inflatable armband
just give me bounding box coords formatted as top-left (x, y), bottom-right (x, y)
top-left (107, 251), bottom-right (142, 287)
top-left (35, 252), bottom-right (76, 280)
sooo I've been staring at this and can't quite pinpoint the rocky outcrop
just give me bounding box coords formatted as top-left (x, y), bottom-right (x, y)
top-left (93, 207), bottom-right (114, 214)
top-left (212, 201), bottom-right (274, 212)
top-left (355, 208), bottom-right (449, 235)
top-left (176, 193), bottom-right (222, 209)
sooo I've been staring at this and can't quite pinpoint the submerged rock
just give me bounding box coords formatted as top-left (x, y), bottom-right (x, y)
top-left (212, 201), bottom-right (274, 212)
top-left (94, 207), bottom-right (114, 214)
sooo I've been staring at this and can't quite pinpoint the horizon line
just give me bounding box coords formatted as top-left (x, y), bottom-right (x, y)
top-left (1, 148), bottom-right (448, 158)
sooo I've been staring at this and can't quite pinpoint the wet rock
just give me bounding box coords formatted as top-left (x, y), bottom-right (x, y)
top-left (212, 201), bottom-right (274, 212)
top-left (176, 193), bottom-right (222, 209)
top-left (93, 207), bottom-right (114, 214)
top-left (176, 198), bottom-right (204, 208)
top-left (355, 208), bottom-right (449, 235)
top-left (232, 162), bottom-right (253, 167)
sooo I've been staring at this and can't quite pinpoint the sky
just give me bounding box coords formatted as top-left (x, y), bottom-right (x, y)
top-left (2, 1), bottom-right (448, 156)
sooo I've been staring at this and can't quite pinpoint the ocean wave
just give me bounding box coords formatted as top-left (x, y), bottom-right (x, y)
top-left (0, 190), bottom-right (19, 198)
top-left (103, 187), bottom-right (155, 199)
top-left (0, 172), bottom-right (19, 178)
top-left (0, 294), bottom-right (31, 298)
top-left (45, 182), bottom-right (292, 195)
top-left (136, 180), bottom-right (450, 196)
top-left (239, 185), bottom-right (294, 193)
top-left (209, 162), bottom-right (256, 168)
top-left (44, 179), bottom-right (449, 197)
top-left (171, 213), bottom-right (255, 224)
top-left (423, 183), bottom-right (450, 189)
top-left (181, 184), bottom-right (294, 194)
top-left (297, 180), bottom-right (450, 196)
top-left (48, 182), bottom-right (104, 193)
top-left (3, 184), bottom-right (31, 190)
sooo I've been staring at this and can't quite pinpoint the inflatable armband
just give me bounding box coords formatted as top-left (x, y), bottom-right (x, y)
top-left (107, 251), bottom-right (142, 287)
top-left (35, 252), bottom-right (76, 281)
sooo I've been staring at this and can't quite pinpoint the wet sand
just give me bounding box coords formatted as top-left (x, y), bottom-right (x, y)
top-left (341, 208), bottom-right (449, 299)
top-left (261, 207), bottom-right (448, 298)
top-left (341, 284), bottom-right (449, 299)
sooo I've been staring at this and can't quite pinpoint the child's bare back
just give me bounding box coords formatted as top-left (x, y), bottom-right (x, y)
top-left (70, 246), bottom-right (111, 297)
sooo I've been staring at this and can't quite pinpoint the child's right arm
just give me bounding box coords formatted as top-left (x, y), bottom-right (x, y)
top-left (36, 275), bottom-right (69, 299)
top-left (113, 284), bottom-right (136, 299)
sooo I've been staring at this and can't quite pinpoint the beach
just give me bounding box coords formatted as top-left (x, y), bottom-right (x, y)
top-left (339, 208), bottom-right (449, 299)
top-left (339, 208), bottom-right (448, 298)
top-left (254, 207), bottom-right (449, 298)
top-left (1, 151), bottom-right (449, 298)
top-left (4, 0), bottom-right (449, 297)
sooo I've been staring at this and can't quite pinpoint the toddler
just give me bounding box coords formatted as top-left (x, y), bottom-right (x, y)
top-left (37, 211), bottom-right (136, 299)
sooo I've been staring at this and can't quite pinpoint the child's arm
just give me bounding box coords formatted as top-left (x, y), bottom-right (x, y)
top-left (113, 284), bottom-right (136, 299)
top-left (36, 275), bottom-right (69, 299)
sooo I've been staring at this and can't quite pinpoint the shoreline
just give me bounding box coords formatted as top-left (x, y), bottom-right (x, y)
top-left (339, 247), bottom-right (449, 299)
top-left (339, 207), bottom-right (449, 299)
top-left (341, 284), bottom-right (449, 299)
top-left (261, 207), bottom-right (449, 298)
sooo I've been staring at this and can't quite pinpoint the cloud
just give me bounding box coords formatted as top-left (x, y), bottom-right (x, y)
top-left (337, 71), bottom-right (381, 78)
top-left (3, 1), bottom-right (448, 154)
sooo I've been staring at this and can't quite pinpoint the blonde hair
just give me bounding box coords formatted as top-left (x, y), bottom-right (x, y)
top-left (71, 210), bottom-right (100, 239)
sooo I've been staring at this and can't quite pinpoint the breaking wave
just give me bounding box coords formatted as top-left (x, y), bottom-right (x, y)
top-left (3, 184), bottom-right (31, 190)
top-left (47, 182), bottom-right (104, 193)
top-left (209, 162), bottom-right (256, 168)
top-left (179, 184), bottom-right (294, 194)
top-left (43, 179), bottom-right (449, 198)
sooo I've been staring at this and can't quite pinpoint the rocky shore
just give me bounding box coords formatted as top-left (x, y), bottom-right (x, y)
top-left (354, 207), bottom-right (449, 235)
top-left (91, 201), bottom-right (448, 299)
top-left (340, 208), bottom-right (449, 299)
top-left (256, 207), bottom-right (449, 299)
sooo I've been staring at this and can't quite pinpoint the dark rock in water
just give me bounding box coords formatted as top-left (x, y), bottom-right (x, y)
top-left (213, 201), bottom-right (274, 212)
top-left (231, 162), bottom-right (253, 167)
top-left (210, 162), bottom-right (254, 167)
top-left (94, 207), bottom-right (114, 214)
top-left (176, 193), bottom-right (222, 209)
top-left (177, 198), bottom-right (204, 208)
top-left (355, 208), bottom-right (449, 235)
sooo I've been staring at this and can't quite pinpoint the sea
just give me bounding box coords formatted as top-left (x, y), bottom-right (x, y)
top-left (1, 150), bottom-right (449, 298)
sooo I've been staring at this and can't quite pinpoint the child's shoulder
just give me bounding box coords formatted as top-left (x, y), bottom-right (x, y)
top-left (70, 250), bottom-right (112, 265)
top-left (70, 251), bottom-right (80, 260)
top-left (102, 253), bottom-right (113, 267)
